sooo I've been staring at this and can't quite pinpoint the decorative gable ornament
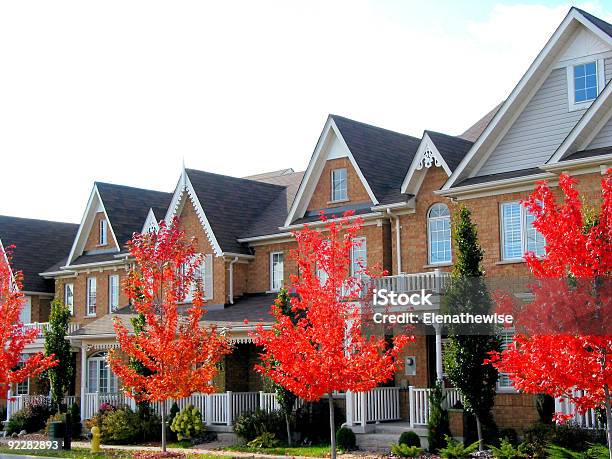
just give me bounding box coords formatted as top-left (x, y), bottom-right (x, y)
top-left (416, 148), bottom-right (442, 170)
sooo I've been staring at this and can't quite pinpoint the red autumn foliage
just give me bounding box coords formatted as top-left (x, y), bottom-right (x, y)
top-left (490, 172), bottom-right (612, 433)
top-left (0, 247), bottom-right (56, 400)
top-left (252, 212), bottom-right (412, 399)
top-left (109, 218), bottom-right (230, 404)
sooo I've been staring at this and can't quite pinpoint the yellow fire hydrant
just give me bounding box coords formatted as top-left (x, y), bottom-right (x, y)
top-left (91, 426), bottom-right (101, 453)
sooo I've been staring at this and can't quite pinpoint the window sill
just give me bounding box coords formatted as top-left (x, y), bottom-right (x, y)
top-left (495, 259), bottom-right (525, 265)
top-left (327, 198), bottom-right (350, 205)
top-left (86, 314), bottom-right (97, 318)
top-left (423, 262), bottom-right (452, 269)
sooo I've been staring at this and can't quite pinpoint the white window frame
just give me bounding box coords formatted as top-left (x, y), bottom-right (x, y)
top-left (15, 354), bottom-right (29, 395)
top-left (497, 328), bottom-right (516, 393)
top-left (269, 252), bottom-right (284, 292)
top-left (87, 352), bottom-right (118, 394)
top-left (108, 275), bottom-right (119, 313)
top-left (86, 277), bottom-right (97, 316)
top-left (331, 168), bottom-right (348, 202)
top-left (99, 219), bottom-right (108, 245)
top-left (566, 57), bottom-right (605, 112)
top-left (500, 202), bottom-right (546, 261)
top-left (350, 237), bottom-right (367, 278)
top-left (64, 283), bottom-right (74, 315)
top-left (427, 204), bottom-right (452, 265)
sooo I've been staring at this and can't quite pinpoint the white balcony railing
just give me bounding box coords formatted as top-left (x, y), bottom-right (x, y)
top-left (19, 322), bottom-right (80, 338)
top-left (373, 269), bottom-right (451, 296)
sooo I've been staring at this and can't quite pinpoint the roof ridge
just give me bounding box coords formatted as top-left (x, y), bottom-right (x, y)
top-left (330, 114), bottom-right (421, 142)
top-left (0, 214), bottom-right (79, 226)
top-left (185, 168), bottom-right (288, 190)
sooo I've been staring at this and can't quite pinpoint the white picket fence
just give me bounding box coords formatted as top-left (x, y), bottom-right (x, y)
top-left (346, 387), bottom-right (401, 426)
top-left (82, 390), bottom-right (278, 425)
top-left (5, 394), bottom-right (79, 422)
top-left (409, 386), bottom-right (461, 427)
top-left (555, 391), bottom-right (604, 430)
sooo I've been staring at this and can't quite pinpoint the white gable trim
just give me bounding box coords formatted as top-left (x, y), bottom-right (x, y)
top-left (0, 236), bottom-right (17, 289)
top-left (140, 208), bottom-right (159, 234)
top-left (284, 117), bottom-right (378, 227)
top-left (66, 184), bottom-right (120, 266)
top-left (443, 8), bottom-right (612, 191)
top-left (400, 133), bottom-right (452, 195)
top-left (164, 169), bottom-right (223, 257)
top-left (548, 79), bottom-right (612, 163)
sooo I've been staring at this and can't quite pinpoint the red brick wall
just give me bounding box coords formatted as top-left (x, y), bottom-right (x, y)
top-left (307, 158), bottom-right (372, 211)
top-left (85, 212), bottom-right (117, 251)
top-left (247, 240), bottom-right (298, 293)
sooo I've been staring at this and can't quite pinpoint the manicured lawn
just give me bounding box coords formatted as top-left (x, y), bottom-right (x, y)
top-left (224, 444), bottom-right (332, 457)
top-left (0, 446), bottom-right (224, 459)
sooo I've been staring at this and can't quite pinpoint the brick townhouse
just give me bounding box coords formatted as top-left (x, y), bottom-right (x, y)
top-left (2, 5), bottom-right (611, 443)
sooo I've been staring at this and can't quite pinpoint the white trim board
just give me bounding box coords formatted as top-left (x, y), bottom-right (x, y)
top-left (284, 116), bottom-right (378, 227)
top-left (66, 184), bottom-right (120, 266)
top-left (165, 169), bottom-right (223, 257)
top-left (443, 8), bottom-right (612, 191)
top-left (401, 132), bottom-right (452, 195)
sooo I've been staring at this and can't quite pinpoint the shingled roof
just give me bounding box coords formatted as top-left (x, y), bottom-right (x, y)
top-left (0, 216), bottom-right (78, 293)
top-left (185, 169), bottom-right (291, 253)
top-left (330, 115), bottom-right (421, 204)
top-left (96, 182), bottom-right (173, 248)
top-left (425, 131), bottom-right (474, 172)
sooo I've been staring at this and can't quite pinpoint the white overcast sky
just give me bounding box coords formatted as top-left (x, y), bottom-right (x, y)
top-left (1, 1), bottom-right (611, 223)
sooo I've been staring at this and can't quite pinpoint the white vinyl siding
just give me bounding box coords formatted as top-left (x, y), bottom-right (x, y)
top-left (501, 202), bottom-right (545, 261)
top-left (331, 168), bottom-right (348, 201)
top-left (108, 275), bottom-right (119, 313)
top-left (99, 220), bottom-right (108, 245)
top-left (270, 252), bottom-right (284, 292)
top-left (64, 283), bottom-right (74, 315)
top-left (586, 110), bottom-right (612, 149)
top-left (478, 68), bottom-right (587, 175)
top-left (428, 204), bottom-right (452, 264)
top-left (86, 277), bottom-right (97, 316)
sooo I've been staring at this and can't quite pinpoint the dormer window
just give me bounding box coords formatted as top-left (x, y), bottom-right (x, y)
top-left (574, 61), bottom-right (597, 103)
top-left (99, 220), bottom-right (107, 245)
top-left (331, 168), bottom-right (347, 202)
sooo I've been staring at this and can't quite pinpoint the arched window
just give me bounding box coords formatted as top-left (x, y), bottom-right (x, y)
top-left (87, 352), bottom-right (118, 394)
top-left (428, 203), bottom-right (451, 264)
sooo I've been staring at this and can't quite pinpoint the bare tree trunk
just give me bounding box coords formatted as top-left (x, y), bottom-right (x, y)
top-left (603, 385), bottom-right (612, 459)
top-left (161, 400), bottom-right (167, 452)
top-left (475, 415), bottom-right (483, 451)
top-left (285, 413), bottom-right (292, 446)
top-left (329, 394), bottom-right (336, 459)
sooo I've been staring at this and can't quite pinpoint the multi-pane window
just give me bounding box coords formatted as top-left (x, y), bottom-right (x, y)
top-left (351, 237), bottom-right (367, 277)
top-left (99, 220), bottom-right (108, 245)
top-left (270, 252), bottom-right (284, 292)
top-left (183, 255), bottom-right (204, 302)
top-left (87, 352), bottom-right (118, 394)
top-left (87, 277), bottom-right (97, 316)
top-left (331, 168), bottom-right (348, 201)
top-left (15, 355), bottom-right (29, 395)
top-left (497, 329), bottom-right (515, 390)
top-left (501, 202), bottom-right (545, 260)
top-left (64, 283), bottom-right (74, 315)
top-left (108, 275), bottom-right (119, 313)
top-left (428, 204), bottom-right (451, 264)
top-left (574, 61), bottom-right (598, 103)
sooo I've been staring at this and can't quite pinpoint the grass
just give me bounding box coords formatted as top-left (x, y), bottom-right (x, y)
top-left (224, 444), bottom-right (332, 457)
top-left (0, 446), bottom-right (225, 458)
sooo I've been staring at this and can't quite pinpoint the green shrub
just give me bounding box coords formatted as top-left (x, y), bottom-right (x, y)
top-left (550, 424), bottom-right (608, 451)
top-left (535, 394), bottom-right (555, 424)
top-left (166, 402), bottom-right (180, 442)
top-left (100, 406), bottom-right (141, 444)
top-left (391, 443), bottom-right (422, 458)
top-left (6, 401), bottom-right (52, 434)
top-left (294, 400), bottom-right (344, 444)
top-left (233, 409), bottom-right (285, 443)
top-left (399, 431), bottom-right (421, 447)
top-left (498, 428), bottom-right (518, 446)
top-left (545, 444), bottom-right (583, 458)
top-left (336, 426), bottom-right (356, 451)
top-left (170, 405), bottom-right (204, 441)
top-left (489, 438), bottom-right (527, 459)
top-left (247, 432), bottom-right (281, 448)
top-left (584, 444), bottom-right (611, 459)
top-left (439, 435), bottom-right (480, 459)
top-left (427, 382), bottom-right (450, 452)
top-left (45, 413), bottom-right (66, 434)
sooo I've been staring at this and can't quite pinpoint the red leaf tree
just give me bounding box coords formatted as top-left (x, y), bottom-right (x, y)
top-left (252, 213), bottom-right (412, 459)
top-left (490, 172), bottom-right (612, 456)
top-left (0, 247), bottom-right (56, 401)
top-left (109, 218), bottom-right (231, 452)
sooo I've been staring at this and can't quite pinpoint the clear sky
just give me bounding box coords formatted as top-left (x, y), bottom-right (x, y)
top-left (1, 1), bottom-right (611, 223)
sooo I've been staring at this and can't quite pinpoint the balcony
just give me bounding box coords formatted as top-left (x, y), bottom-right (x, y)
top-left (20, 322), bottom-right (81, 339)
top-left (373, 269), bottom-right (451, 295)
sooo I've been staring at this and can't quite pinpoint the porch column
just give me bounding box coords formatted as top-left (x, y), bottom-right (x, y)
top-left (80, 342), bottom-right (87, 420)
top-left (434, 323), bottom-right (443, 381)
top-left (6, 388), bottom-right (12, 421)
top-left (345, 391), bottom-right (354, 426)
